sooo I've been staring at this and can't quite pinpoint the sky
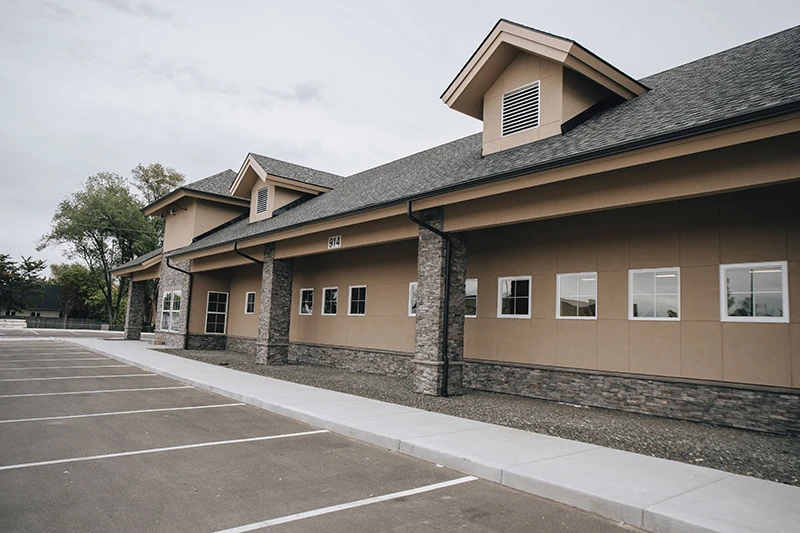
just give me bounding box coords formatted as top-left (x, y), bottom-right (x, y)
top-left (1, 0), bottom-right (798, 270)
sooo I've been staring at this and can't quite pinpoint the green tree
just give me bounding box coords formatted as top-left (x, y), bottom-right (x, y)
top-left (49, 263), bottom-right (97, 322)
top-left (131, 163), bottom-right (185, 205)
top-left (0, 254), bottom-right (47, 313)
top-left (39, 173), bottom-right (152, 324)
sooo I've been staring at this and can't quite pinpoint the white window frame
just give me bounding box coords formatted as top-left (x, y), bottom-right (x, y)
top-left (322, 287), bottom-right (338, 316)
top-left (719, 261), bottom-right (789, 323)
top-left (628, 267), bottom-right (681, 321)
top-left (556, 272), bottom-right (598, 320)
top-left (408, 282), bottom-right (418, 317)
top-left (160, 290), bottom-right (181, 332)
top-left (299, 288), bottom-right (314, 316)
top-left (497, 276), bottom-right (532, 319)
top-left (205, 291), bottom-right (229, 335)
top-left (244, 291), bottom-right (256, 315)
top-left (465, 278), bottom-right (478, 318)
top-left (348, 285), bottom-right (367, 317)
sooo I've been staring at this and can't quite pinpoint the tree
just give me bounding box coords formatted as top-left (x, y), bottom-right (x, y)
top-left (39, 173), bottom-right (153, 324)
top-left (130, 163), bottom-right (185, 205)
top-left (50, 263), bottom-right (97, 322)
top-left (0, 255), bottom-right (47, 313)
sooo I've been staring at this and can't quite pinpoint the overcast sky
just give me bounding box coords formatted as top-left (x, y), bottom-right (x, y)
top-left (1, 0), bottom-right (798, 269)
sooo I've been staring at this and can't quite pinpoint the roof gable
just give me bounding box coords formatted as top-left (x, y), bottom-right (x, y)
top-left (442, 19), bottom-right (648, 120)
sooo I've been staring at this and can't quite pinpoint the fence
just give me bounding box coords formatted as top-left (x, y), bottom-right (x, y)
top-left (23, 317), bottom-right (137, 331)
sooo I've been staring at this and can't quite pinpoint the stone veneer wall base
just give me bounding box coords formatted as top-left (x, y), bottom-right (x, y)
top-left (463, 360), bottom-right (800, 435)
top-left (289, 343), bottom-right (413, 378)
top-left (226, 336), bottom-right (257, 355)
top-left (185, 334), bottom-right (226, 351)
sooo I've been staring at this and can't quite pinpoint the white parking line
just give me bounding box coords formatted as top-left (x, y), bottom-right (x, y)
top-left (0, 402), bottom-right (246, 424)
top-left (0, 365), bottom-right (128, 370)
top-left (0, 353), bottom-right (92, 357)
top-left (0, 386), bottom-right (193, 398)
top-left (0, 365), bottom-right (129, 370)
top-left (214, 476), bottom-right (478, 532)
top-left (0, 358), bottom-right (108, 363)
top-left (0, 374), bottom-right (153, 382)
top-left (0, 430), bottom-right (328, 471)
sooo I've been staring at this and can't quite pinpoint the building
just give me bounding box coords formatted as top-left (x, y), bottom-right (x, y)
top-left (113, 20), bottom-right (800, 434)
top-left (4, 285), bottom-right (62, 318)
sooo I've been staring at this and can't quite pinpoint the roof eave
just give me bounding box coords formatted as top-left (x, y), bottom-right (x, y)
top-left (172, 101), bottom-right (800, 261)
top-left (143, 189), bottom-right (249, 216)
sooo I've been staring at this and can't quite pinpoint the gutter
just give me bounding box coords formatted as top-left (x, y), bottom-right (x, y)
top-left (406, 201), bottom-right (452, 397)
top-left (170, 100), bottom-right (800, 260)
top-left (165, 257), bottom-right (193, 350)
top-left (234, 241), bottom-right (264, 265)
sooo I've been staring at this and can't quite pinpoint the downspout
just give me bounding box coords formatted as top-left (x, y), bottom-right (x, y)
top-left (234, 241), bottom-right (264, 265)
top-left (166, 257), bottom-right (193, 350)
top-left (406, 201), bottom-right (451, 397)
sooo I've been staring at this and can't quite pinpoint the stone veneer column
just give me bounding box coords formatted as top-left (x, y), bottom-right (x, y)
top-left (413, 207), bottom-right (467, 395)
top-left (256, 244), bottom-right (294, 364)
top-left (154, 257), bottom-right (191, 348)
top-left (124, 279), bottom-right (146, 340)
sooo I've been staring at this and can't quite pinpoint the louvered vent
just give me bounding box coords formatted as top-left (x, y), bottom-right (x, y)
top-left (256, 187), bottom-right (269, 214)
top-left (501, 81), bottom-right (540, 136)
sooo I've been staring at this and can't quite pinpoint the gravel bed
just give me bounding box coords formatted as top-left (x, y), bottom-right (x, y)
top-left (161, 348), bottom-right (800, 487)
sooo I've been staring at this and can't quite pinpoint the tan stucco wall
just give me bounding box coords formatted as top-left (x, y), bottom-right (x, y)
top-left (163, 199), bottom-right (198, 252)
top-left (250, 182), bottom-right (307, 223)
top-left (483, 53), bottom-right (562, 155)
top-left (188, 270), bottom-right (231, 335)
top-left (463, 182), bottom-right (800, 389)
top-left (226, 263), bottom-right (262, 338)
top-left (290, 240), bottom-right (418, 353)
top-left (482, 52), bottom-right (612, 156)
top-left (163, 199), bottom-right (245, 253)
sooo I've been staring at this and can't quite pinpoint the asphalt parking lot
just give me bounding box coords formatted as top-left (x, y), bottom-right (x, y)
top-left (0, 338), bottom-right (642, 532)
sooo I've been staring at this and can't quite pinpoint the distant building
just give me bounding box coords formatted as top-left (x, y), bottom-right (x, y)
top-left (4, 285), bottom-right (62, 318)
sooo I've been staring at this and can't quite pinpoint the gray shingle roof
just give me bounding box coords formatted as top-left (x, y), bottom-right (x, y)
top-left (182, 169), bottom-right (241, 198)
top-left (250, 154), bottom-right (343, 189)
top-left (174, 25), bottom-right (800, 257)
top-left (112, 247), bottom-right (163, 272)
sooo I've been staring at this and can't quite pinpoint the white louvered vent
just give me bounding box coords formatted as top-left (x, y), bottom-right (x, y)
top-left (501, 81), bottom-right (540, 136)
top-left (256, 187), bottom-right (269, 214)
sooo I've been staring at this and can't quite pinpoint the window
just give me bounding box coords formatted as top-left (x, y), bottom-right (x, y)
top-left (497, 276), bottom-right (531, 318)
top-left (322, 287), bottom-right (338, 316)
top-left (557, 273), bottom-right (597, 319)
top-left (348, 285), bottom-right (366, 316)
top-left (256, 187), bottom-right (269, 214)
top-left (629, 268), bottom-right (680, 320)
top-left (205, 291), bottom-right (228, 334)
top-left (30, 311), bottom-right (41, 317)
top-left (720, 261), bottom-right (788, 323)
top-left (299, 288), bottom-right (314, 315)
top-left (244, 292), bottom-right (256, 314)
top-left (408, 282), bottom-right (418, 317)
top-left (466, 279), bottom-right (478, 317)
top-left (501, 81), bottom-right (540, 136)
top-left (160, 290), bottom-right (181, 332)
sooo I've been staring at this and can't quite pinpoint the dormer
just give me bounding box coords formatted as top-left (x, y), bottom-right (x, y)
top-left (442, 20), bottom-right (648, 155)
top-left (229, 153), bottom-right (342, 224)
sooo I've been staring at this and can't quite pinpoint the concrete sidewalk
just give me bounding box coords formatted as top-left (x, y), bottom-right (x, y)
top-left (65, 338), bottom-right (798, 533)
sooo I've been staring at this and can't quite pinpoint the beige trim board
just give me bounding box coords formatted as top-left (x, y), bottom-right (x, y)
top-left (172, 113), bottom-right (800, 263)
top-left (144, 191), bottom-right (248, 217)
top-left (112, 253), bottom-right (163, 277)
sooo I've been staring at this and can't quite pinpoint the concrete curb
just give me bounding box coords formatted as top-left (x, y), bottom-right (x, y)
top-left (64, 338), bottom-right (800, 533)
